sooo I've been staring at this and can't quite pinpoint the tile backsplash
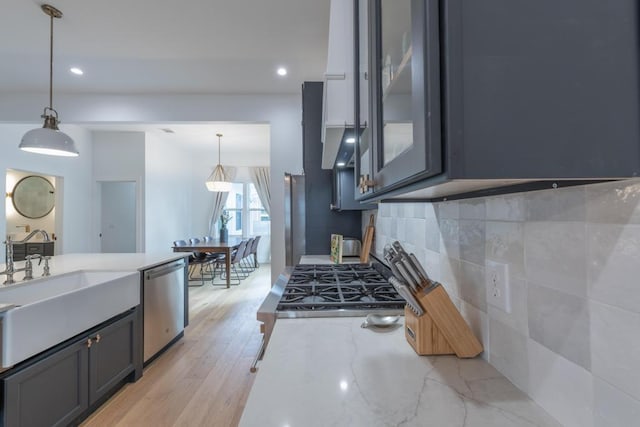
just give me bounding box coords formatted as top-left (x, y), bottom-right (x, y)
top-left (369, 179), bottom-right (640, 427)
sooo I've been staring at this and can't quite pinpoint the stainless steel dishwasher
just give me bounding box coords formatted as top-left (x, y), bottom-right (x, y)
top-left (143, 259), bottom-right (186, 362)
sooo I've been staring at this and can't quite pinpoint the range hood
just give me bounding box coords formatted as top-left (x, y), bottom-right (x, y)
top-left (321, 0), bottom-right (354, 170)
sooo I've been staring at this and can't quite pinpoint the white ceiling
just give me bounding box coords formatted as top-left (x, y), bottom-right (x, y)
top-left (1, 1), bottom-right (330, 156)
top-left (87, 122), bottom-right (271, 160)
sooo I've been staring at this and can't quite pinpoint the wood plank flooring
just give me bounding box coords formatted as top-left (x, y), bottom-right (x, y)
top-left (81, 265), bottom-right (272, 427)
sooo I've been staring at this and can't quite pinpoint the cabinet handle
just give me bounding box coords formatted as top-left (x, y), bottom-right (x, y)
top-left (359, 174), bottom-right (375, 194)
top-left (87, 334), bottom-right (101, 348)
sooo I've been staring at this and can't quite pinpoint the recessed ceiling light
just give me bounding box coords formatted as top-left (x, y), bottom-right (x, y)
top-left (345, 137), bottom-right (356, 144)
top-left (70, 67), bottom-right (83, 75)
top-left (277, 67), bottom-right (287, 76)
top-left (336, 161), bottom-right (346, 167)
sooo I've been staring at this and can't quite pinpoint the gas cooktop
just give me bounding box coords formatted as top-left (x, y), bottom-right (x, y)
top-left (275, 264), bottom-right (405, 316)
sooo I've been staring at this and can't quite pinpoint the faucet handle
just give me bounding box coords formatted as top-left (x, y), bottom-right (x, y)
top-left (23, 257), bottom-right (35, 281)
top-left (42, 256), bottom-right (51, 277)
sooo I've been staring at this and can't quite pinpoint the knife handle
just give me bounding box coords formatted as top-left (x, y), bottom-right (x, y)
top-left (401, 257), bottom-right (422, 287)
top-left (409, 253), bottom-right (431, 285)
top-left (395, 262), bottom-right (418, 293)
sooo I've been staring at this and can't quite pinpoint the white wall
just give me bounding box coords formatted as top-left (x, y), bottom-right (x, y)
top-left (0, 124), bottom-right (93, 254)
top-left (375, 179), bottom-right (640, 427)
top-left (0, 93), bottom-right (304, 283)
top-left (144, 132), bottom-right (194, 253)
top-left (92, 131), bottom-right (145, 252)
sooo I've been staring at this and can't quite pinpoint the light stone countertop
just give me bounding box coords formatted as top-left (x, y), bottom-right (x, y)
top-left (240, 317), bottom-right (561, 427)
top-left (299, 254), bottom-right (362, 265)
top-left (0, 252), bottom-right (188, 284)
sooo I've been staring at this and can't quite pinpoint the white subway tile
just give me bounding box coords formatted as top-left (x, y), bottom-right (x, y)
top-left (591, 301), bottom-right (640, 401)
top-left (525, 186), bottom-right (586, 221)
top-left (487, 277), bottom-right (528, 336)
top-left (524, 222), bottom-right (587, 297)
top-left (459, 260), bottom-right (487, 312)
top-left (378, 203), bottom-right (390, 217)
top-left (485, 221), bottom-right (525, 279)
top-left (486, 193), bottom-right (526, 221)
top-left (527, 283), bottom-right (591, 370)
top-left (459, 220), bottom-right (486, 265)
top-left (439, 255), bottom-right (462, 298)
top-left (460, 300), bottom-right (489, 360)
top-left (527, 339), bottom-right (594, 427)
top-left (438, 200), bottom-right (460, 219)
top-left (438, 219), bottom-right (459, 259)
top-left (459, 199), bottom-right (486, 220)
top-left (594, 377), bottom-right (640, 427)
top-left (489, 319), bottom-right (529, 393)
top-left (586, 179), bottom-right (640, 224)
top-left (424, 217), bottom-right (440, 253)
top-left (588, 223), bottom-right (640, 313)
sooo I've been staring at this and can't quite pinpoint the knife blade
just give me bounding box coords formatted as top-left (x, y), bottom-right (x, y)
top-left (389, 276), bottom-right (424, 316)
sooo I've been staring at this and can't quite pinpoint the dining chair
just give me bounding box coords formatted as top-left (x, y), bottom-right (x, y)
top-left (240, 237), bottom-right (255, 274)
top-left (174, 239), bottom-right (208, 287)
top-left (212, 239), bottom-right (248, 285)
top-left (249, 235), bottom-right (261, 269)
top-left (189, 237), bottom-right (218, 281)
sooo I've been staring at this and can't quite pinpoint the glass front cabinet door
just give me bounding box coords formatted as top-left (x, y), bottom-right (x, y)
top-left (355, 0), bottom-right (442, 199)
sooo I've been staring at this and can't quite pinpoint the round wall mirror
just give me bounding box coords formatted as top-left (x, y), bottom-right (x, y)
top-left (12, 176), bottom-right (55, 219)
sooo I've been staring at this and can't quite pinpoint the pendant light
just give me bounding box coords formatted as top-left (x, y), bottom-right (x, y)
top-left (19, 4), bottom-right (79, 157)
top-left (205, 133), bottom-right (232, 192)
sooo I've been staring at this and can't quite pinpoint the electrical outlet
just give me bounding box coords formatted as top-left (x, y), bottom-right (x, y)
top-left (485, 261), bottom-right (510, 313)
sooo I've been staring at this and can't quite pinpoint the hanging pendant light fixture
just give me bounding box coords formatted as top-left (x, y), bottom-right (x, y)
top-left (19, 4), bottom-right (79, 157)
top-left (205, 133), bottom-right (232, 192)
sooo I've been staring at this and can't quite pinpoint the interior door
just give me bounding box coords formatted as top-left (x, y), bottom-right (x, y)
top-left (100, 181), bottom-right (136, 253)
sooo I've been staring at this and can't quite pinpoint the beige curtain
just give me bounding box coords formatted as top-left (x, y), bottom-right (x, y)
top-left (208, 166), bottom-right (237, 235)
top-left (250, 167), bottom-right (271, 216)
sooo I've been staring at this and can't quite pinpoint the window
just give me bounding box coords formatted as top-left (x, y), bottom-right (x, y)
top-left (221, 183), bottom-right (270, 238)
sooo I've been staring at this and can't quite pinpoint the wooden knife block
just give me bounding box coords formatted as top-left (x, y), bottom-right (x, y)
top-left (404, 285), bottom-right (483, 358)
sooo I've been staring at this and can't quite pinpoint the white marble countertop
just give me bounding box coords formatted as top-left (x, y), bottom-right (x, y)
top-left (0, 252), bottom-right (188, 284)
top-left (240, 317), bottom-right (560, 427)
top-left (299, 255), bottom-right (362, 265)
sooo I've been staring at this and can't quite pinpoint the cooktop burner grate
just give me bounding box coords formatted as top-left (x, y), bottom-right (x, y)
top-left (276, 264), bottom-right (405, 313)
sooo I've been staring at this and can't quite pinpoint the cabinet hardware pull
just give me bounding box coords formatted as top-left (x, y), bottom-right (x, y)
top-left (359, 174), bottom-right (375, 193)
top-left (94, 334), bottom-right (101, 343)
top-left (86, 338), bottom-right (92, 348)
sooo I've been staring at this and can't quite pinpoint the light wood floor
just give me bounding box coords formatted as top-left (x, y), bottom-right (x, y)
top-left (82, 264), bottom-right (272, 427)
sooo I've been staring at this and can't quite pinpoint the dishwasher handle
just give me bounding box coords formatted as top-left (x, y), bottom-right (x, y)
top-left (145, 260), bottom-right (186, 281)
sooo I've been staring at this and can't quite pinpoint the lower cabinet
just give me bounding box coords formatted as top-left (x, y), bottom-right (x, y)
top-left (2, 308), bottom-right (139, 427)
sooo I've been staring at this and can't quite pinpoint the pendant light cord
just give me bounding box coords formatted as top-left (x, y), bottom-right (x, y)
top-left (217, 133), bottom-right (223, 165)
top-left (49, 12), bottom-right (54, 110)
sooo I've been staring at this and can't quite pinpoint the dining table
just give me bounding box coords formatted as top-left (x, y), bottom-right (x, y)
top-left (172, 236), bottom-right (245, 288)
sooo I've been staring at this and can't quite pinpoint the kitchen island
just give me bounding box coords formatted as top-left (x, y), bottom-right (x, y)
top-left (240, 317), bottom-right (560, 426)
top-left (0, 252), bottom-right (188, 276)
top-left (0, 252), bottom-right (189, 427)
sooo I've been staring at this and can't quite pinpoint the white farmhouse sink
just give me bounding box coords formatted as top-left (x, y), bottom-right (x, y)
top-left (0, 270), bottom-right (140, 368)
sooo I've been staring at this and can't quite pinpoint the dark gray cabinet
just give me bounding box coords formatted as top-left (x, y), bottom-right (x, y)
top-left (88, 311), bottom-right (138, 405)
top-left (355, 0), bottom-right (640, 201)
top-left (3, 339), bottom-right (88, 427)
top-left (332, 168), bottom-right (376, 211)
top-left (12, 242), bottom-right (54, 261)
top-left (2, 308), bottom-right (140, 427)
top-left (302, 82), bottom-right (362, 254)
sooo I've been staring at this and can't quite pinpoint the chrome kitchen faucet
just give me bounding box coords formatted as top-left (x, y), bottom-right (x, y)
top-left (1, 235), bottom-right (52, 284)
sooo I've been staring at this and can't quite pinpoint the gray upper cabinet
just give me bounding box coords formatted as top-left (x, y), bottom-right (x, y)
top-left (355, 0), bottom-right (640, 201)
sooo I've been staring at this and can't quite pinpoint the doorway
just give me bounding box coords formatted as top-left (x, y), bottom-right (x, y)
top-left (100, 181), bottom-right (136, 253)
